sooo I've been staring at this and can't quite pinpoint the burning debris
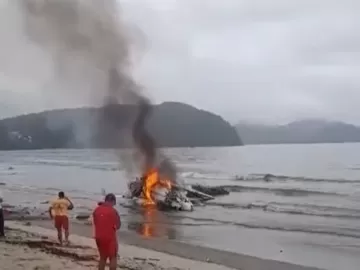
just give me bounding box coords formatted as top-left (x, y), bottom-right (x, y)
top-left (127, 170), bottom-right (194, 211)
top-left (123, 168), bottom-right (223, 211)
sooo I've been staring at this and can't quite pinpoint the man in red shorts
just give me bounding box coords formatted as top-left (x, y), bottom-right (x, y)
top-left (93, 193), bottom-right (121, 270)
top-left (49, 191), bottom-right (74, 245)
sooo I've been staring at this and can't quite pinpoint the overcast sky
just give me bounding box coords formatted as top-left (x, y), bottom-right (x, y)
top-left (0, 0), bottom-right (359, 124)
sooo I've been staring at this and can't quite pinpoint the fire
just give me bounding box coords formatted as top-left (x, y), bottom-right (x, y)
top-left (142, 169), bottom-right (158, 205)
top-left (142, 168), bottom-right (172, 205)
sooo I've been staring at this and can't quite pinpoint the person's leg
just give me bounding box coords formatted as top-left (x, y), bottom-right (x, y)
top-left (98, 256), bottom-right (107, 270)
top-left (63, 216), bottom-right (70, 244)
top-left (96, 239), bottom-right (107, 270)
top-left (57, 228), bottom-right (63, 244)
top-left (0, 208), bottom-right (5, 237)
top-left (64, 229), bottom-right (69, 243)
top-left (108, 238), bottom-right (118, 270)
top-left (54, 216), bottom-right (63, 244)
top-left (109, 256), bottom-right (117, 270)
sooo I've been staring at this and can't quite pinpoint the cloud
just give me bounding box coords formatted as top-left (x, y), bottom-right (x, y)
top-left (0, 0), bottom-right (360, 124)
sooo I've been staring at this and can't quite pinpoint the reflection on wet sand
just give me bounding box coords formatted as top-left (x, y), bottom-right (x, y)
top-left (127, 207), bottom-right (180, 240)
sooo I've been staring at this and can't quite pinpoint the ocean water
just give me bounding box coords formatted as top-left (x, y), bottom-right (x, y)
top-left (1, 144), bottom-right (360, 270)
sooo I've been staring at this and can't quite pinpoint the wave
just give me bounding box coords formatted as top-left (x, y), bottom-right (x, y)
top-left (234, 173), bottom-right (360, 184)
top-left (3, 184), bottom-right (101, 201)
top-left (181, 171), bottom-right (360, 184)
top-left (10, 157), bottom-right (360, 185)
top-left (219, 185), bottom-right (343, 196)
top-left (207, 201), bottom-right (360, 219)
top-left (20, 159), bottom-right (119, 171)
top-left (180, 172), bottom-right (230, 180)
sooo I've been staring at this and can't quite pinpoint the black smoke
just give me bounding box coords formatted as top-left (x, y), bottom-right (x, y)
top-left (16, 0), bottom-right (177, 182)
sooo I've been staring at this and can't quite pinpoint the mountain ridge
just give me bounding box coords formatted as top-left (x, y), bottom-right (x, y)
top-left (0, 102), bottom-right (242, 150)
top-left (236, 119), bottom-right (360, 145)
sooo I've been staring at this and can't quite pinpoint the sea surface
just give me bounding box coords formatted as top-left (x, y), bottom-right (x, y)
top-left (1, 144), bottom-right (360, 270)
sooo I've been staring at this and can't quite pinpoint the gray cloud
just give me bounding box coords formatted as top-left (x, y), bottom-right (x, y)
top-left (1, 0), bottom-right (360, 124)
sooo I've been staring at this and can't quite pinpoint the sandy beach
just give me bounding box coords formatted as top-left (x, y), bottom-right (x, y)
top-left (0, 229), bottom-right (96, 270)
top-left (1, 221), bottom-right (234, 270)
top-left (0, 220), bottom-right (324, 270)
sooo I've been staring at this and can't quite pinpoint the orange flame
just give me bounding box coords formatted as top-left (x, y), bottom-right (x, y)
top-left (142, 168), bottom-right (172, 205)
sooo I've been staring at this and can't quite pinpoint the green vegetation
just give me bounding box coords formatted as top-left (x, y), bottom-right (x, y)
top-left (236, 119), bottom-right (360, 144)
top-left (0, 102), bottom-right (242, 150)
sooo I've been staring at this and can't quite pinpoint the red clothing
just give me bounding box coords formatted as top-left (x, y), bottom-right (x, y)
top-left (92, 202), bottom-right (121, 240)
top-left (96, 238), bottom-right (118, 258)
top-left (54, 215), bottom-right (69, 230)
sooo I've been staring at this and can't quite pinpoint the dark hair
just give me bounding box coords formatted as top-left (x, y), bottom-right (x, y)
top-left (104, 193), bottom-right (116, 203)
top-left (58, 191), bottom-right (65, 198)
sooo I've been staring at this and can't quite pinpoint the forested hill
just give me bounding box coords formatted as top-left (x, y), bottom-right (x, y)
top-left (0, 102), bottom-right (242, 150)
top-left (236, 119), bottom-right (360, 144)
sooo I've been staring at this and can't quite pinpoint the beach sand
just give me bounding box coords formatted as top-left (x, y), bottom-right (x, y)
top-left (0, 228), bottom-right (96, 270)
top-left (2, 221), bottom-right (234, 270)
top-left (0, 220), bottom-right (324, 270)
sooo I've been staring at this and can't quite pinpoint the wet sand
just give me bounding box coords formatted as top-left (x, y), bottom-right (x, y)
top-left (4, 219), bottom-right (324, 270)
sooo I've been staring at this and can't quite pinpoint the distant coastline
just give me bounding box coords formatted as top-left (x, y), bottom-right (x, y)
top-left (0, 102), bottom-right (242, 150)
top-left (236, 119), bottom-right (360, 145)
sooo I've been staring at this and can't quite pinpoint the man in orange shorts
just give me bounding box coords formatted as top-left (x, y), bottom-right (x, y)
top-left (92, 193), bottom-right (121, 270)
top-left (49, 191), bottom-right (74, 245)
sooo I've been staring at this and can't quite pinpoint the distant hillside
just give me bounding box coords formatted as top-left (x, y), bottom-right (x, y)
top-left (0, 102), bottom-right (242, 150)
top-left (236, 119), bottom-right (360, 145)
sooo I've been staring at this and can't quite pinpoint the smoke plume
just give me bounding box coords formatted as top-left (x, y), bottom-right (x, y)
top-left (15, 0), bottom-right (177, 181)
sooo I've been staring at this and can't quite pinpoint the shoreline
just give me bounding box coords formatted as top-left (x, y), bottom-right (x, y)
top-left (2, 223), bottom-right (182, 270)
top-left (4, 221), bottom-right (234, 270)
top-left (5, 219), bottom-right (324, 270)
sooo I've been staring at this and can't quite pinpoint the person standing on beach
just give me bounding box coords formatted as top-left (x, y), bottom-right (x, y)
top-left (0, 189), bottom-right (4, 237)
top-left (48, 191), bottom-right (74, 245)
top-left (92, 193), bottom-right (121, 270)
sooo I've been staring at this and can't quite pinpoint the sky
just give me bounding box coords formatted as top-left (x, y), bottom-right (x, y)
top-left (0, 0), bottom-right (360, 125)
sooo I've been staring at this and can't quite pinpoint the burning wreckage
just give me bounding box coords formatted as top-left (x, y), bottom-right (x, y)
top-left (113, 99), bottom-right (219, 211)
top-left (103, 169), bottom-right (221, 212)
top-left (125, 169), bottom-right (219, 211)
